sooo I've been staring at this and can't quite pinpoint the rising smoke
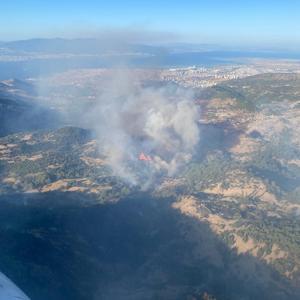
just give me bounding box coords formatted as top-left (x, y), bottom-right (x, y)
top-left (85, 69), bottom-right (200, 184)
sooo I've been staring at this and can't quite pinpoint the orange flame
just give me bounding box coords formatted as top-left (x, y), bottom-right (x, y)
top-left (139, 152), bottom-right (152, 161)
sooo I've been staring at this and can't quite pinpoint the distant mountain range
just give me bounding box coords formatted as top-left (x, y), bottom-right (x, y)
top-left (0, 38), bottom-right (166, 56)
top-left (1, 38), bottom-right (300, 57)
top-left (0, 38), bottom-right (300, 80)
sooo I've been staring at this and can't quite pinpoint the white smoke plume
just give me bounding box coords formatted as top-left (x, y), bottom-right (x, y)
top-left (85, 69), bottom-right (200, 184)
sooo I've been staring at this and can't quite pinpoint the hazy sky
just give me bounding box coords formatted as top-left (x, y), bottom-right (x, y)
top-left (1, 0), bottom-right (299, 47)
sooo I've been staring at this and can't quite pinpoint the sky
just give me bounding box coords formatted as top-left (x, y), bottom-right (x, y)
top-left (0, 0), bottom-right (299, 47)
